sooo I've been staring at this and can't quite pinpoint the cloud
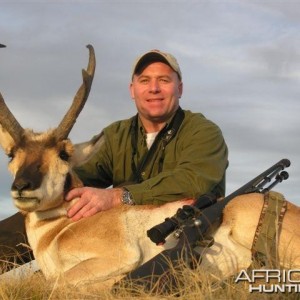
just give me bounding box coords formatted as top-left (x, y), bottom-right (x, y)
top-left (0, 0), bottom-right (299, 220)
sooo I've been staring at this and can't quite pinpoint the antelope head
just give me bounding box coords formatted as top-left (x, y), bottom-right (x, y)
top-left (0, 45), bottom-right (104, 213)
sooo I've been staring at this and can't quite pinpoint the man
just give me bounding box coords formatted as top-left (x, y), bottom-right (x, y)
top-left (66, 49), bottom-right (228, 221)
top-left (0, 49), bottom-right (228, 268)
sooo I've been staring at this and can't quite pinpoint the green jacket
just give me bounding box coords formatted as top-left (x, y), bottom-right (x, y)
top-left (74, 109), bottom-right (228, 205)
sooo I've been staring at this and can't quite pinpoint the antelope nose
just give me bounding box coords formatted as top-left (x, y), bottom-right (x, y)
top-left (12, 179), bottom-right (31, 192)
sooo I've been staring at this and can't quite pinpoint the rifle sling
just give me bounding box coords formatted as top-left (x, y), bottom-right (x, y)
top-left (251, 191), bottom-right (287, 268)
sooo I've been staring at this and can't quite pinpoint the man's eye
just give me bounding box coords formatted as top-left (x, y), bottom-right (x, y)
top-left (159, 78), bottom-right (170, 83)
top-left (140, 79), bottom-right (149, 84)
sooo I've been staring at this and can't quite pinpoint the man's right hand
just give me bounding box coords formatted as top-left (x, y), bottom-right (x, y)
top-left (65, 187), bottom-right (123, 221)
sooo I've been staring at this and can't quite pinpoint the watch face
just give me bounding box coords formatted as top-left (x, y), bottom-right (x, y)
top-left (122, 190), bottom-right (134, 205)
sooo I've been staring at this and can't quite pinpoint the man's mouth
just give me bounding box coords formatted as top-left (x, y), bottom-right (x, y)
top-left (147, 98), bottom-right (163, 102)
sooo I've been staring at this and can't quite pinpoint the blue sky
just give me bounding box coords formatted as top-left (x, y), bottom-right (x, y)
top-left (0, 0), bottom-right (299, 219)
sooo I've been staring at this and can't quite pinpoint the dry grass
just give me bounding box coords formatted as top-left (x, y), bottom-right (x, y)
top-left (1, 262), bottom-right (299, 300)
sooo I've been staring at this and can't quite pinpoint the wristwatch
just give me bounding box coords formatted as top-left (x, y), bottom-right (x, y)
top-left (122, 189), bottom-right (135, 205)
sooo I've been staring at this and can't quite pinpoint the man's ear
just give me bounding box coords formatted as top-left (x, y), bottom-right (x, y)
top-left (0, 124), bottom-right (16, 155)
top-left (129, 82), bottom-right (135, 99)
top-left (71, 132), bottom-right (105, 167)
top-left (178, 82), bottom-right (183, 98)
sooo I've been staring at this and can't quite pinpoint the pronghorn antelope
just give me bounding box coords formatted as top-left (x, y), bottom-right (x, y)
top-left (0, 45), bottom-right (299, 289)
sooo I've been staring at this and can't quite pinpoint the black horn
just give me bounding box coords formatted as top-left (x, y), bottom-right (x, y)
top-left (55, 45), bottom-right (96, 141)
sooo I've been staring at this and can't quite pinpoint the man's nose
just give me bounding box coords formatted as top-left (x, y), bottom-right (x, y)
top-left (149, 80), bottom-right (160, 93)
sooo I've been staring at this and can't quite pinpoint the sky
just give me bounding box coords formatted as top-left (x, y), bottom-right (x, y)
top-left (0, 0), bottom-right (299, 220)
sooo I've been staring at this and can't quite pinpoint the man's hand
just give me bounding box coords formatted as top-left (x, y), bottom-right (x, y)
top-left (65, 187), bottom-right (123, 221)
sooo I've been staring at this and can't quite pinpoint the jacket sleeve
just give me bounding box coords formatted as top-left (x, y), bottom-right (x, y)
top-left (124, 118), bottom-right (228, 205)
top-left (73, 133), bottom-right (114, 189)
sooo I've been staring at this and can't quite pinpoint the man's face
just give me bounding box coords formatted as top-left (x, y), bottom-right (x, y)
top-left (130, 62), bottom-right (183, 131)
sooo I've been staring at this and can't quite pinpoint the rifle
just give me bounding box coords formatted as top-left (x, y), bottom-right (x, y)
top-left (114, 159), bottom-right (290, 293)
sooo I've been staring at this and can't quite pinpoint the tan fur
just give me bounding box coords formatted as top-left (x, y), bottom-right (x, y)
top-left (195, 194), bottom-right (300, 279)
top-left (25, 192), bottom-right (192, 285)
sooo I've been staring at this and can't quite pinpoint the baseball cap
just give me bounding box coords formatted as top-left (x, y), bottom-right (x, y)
top-left (132, 49), bottom-right (182, 80)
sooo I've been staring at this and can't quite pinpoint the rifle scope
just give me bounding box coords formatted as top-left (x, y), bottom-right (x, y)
top-left (147, 193), bottom-right (217, 245)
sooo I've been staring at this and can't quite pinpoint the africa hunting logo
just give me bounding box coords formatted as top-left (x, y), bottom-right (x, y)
top-left (235, 269), bottom-right (300, 293)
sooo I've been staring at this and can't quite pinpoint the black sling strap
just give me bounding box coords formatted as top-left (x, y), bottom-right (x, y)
top-left (130, 107), bottom-right (185, 183)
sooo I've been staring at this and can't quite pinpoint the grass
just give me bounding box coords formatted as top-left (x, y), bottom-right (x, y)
top-left (1, 262), bottom-right (300, 300)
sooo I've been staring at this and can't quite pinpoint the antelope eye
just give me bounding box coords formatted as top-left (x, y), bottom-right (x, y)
top-left (7, 152), bottom-right (15, 162)
top-left (59, 150), bottom-right (70, 161)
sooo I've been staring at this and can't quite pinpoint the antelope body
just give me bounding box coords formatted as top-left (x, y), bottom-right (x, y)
top-left (0, 45), bottom-right (300, 287)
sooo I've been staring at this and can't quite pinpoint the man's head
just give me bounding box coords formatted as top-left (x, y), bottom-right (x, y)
top-left (130, 50), bottom-right (183, 132)
top-left (132, 49), bottom-right (182, 81)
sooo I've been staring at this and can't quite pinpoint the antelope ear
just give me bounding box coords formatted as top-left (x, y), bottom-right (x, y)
top-left (0, 124), bottom-right (16, 155)
top-left (71, 131), bottom-right (105, 167)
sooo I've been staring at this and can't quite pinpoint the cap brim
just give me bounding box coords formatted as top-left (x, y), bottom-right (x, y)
top-left (0, 44), bottom-right (6, 48)
top-left (134, 52), bottom-right (170, 76)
